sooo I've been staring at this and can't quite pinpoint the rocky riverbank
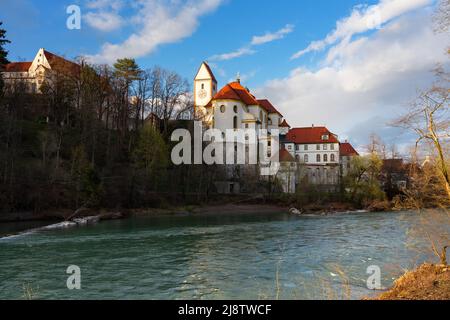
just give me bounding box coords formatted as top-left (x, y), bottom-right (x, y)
top-left (0, 200), bottom-right (397, 223)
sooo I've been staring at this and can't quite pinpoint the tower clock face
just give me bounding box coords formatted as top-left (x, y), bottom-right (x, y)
top-left (198, 89), bottom-right (207, 99)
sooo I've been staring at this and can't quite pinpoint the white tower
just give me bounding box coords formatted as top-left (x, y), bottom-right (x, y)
top-left (194, 62), bottom-right (217, 117)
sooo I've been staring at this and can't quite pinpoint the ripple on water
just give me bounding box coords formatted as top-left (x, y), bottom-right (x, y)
top-left (0, 211), bottom-right (444, 299)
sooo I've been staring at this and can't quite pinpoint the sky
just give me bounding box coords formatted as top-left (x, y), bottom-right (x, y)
top-left (0, 0), bottom-right (448, 152)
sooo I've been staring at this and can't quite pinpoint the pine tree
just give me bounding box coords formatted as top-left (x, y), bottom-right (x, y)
top-left (0, 21), bottom-right (10, 66)
top-left (0, 21), bottom-right (10, 94)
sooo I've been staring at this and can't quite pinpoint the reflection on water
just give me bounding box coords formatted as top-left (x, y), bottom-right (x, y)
top-left (0, 211), bottom-right (442, 300)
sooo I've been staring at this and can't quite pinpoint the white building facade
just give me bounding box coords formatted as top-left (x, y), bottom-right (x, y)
top-left (1, 48), bottom-right (80, 93)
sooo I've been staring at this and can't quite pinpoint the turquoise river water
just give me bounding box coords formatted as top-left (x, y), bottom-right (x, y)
top-left (0, 210), bottom-right (442, 299)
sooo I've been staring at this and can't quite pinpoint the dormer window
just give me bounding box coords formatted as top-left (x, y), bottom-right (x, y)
top-left (322, 134), bottom-right (329, 141)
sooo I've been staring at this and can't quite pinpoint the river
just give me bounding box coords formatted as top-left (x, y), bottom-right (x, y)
top-left (0, 210), bottom-right (443, 300)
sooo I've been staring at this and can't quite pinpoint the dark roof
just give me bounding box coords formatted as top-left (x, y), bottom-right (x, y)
top-left (340, 142), bottom-right (359, 156)
top-left (279, 119), bottom-right (290, 128)
top-left (287, 127), bottom-right (339, 144)
top-left (43, 50), bottom-right (80, 75)
top-left (382, 159), bottom-right (405, 172)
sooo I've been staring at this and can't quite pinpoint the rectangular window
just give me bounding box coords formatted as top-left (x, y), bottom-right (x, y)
top-left (316, 154), bottom-right (321, 162)
top-left (316, 144), bottom-right (320, 151)
top-left (304, 145), bottom-right (308, 151)
top-left (331, 144), bottom-right (335, 150)
top-left (323, 144), bottom-right (328, 150)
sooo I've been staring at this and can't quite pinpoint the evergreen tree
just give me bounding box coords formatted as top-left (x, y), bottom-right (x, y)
top-left (0, 22), bottom-right (10, 66)
top-left (0, 21), bottom-right (10, 94)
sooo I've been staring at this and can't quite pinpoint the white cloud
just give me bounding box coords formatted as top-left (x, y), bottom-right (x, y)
top-left (251, 24), bottom-right (294, 45)
top-left (210, 24), bottom-right (294, 61)
top-left (86, 0), bottom-right (223, 64)
top-left (85, 0), bottom-right (123, 10)
top-left (256, 7), bottom-right (449, 150)
top-left (291, 0), bottom-right (432, 59)
top-left (84, 11), bottom-right (124, 32)
top-left (84, 0), bottom-right (124, 32)
top-left (209, 47), bottom-right (256, 61)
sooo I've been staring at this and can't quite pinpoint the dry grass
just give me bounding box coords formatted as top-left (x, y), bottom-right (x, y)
top-left (374, 263), bottom-right (450, 300)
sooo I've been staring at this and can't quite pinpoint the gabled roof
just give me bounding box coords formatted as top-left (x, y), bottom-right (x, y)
top-left (287, 127), bottom-right (339, 144)
top-left (43, 50), bottom-right (80, 75)
top-left (202, 62), bottom-right (217, 83)
top-left (340, 142), bottom-right (359, 156)
top-left (4, 62), bottom-right (32, 72)
top-left (278, 147), bottom-right (296, 163)
top-left (257, 99), bottom-right (282, 116)
top-left (279, 119), bottom-right (290, 128)
top-left (195, 61), bottom-right (217, 83)
top-left (213, 81), bottom-right (260, 106)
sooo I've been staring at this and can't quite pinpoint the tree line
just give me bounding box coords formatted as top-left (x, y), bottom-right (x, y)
top-left (0, 24), bottom-right (222, 213)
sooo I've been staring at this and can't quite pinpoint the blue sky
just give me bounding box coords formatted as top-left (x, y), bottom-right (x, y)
top-left (2, 0), bottom-right (378, 87)
top-left (1, 0), bottom-right (448, 151)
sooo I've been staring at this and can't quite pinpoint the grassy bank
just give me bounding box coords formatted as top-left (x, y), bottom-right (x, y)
top-left (374, 264), bottom-right (450, 300)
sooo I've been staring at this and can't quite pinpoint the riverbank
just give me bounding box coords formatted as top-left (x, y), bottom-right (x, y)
top-left (374, 263), bottom-right (450, 300)
top-left (0, 202), bottom-right (391, 223)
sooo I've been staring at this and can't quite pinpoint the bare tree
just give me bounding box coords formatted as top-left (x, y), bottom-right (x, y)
top-left (434, 0), bottom-right (450, 33)
top-left (394, 68), bottom-right (450, 199)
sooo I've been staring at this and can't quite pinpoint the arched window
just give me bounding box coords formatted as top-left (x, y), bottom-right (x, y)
top-left (331, 154), bottom-right (335, 162)
top-left (201, 83), bottom-right (205, 89)
top-left (324, 154), bottom-right (328, 162)
top-left (304, 154), bottom-right (309, 163)
top-left (233, 105), bottom-right (238, 113)
top-left (233, 116), bottom-right (238, 129)
top-left (296, 155), bottom-right (301, 162)
top-left (316, 154), bottom-right (321, 162)
top-left (220, 105), bottom-right (226, 113)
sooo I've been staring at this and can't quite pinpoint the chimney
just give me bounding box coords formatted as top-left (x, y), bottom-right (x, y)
top-left (312, 124), bottom-right (314, 128)
top-left (236, 72), bottom-right (241, 84)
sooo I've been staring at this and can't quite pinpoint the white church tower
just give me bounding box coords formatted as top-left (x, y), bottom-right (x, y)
top-left (194, 62), bottom-right (217, 117)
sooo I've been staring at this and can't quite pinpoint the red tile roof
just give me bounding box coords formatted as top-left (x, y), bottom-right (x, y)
top-left (287, 127), bottom-right (339, 144)
top-left (340, 142), bottom-right (359, 156)
top-left (278, 147), bottom-right (296, 162)
top-left (43, 50), bottom-right (80, 75)
top-left (213, 81), bottom-right (260, 106)
top-left (4, 62), bottom-right (32, 72)
top-left (257, 99), bottom-right (282, 116)
top-left (279, 119), bottom-right (290, 128)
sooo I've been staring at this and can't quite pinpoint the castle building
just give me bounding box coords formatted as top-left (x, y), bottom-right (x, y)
top-left (340, 142), bottom-right (359, 176)
top-left (194, 62), bottom-right (285, 135)
top-left (192, 61), bottom-right (360, 192)
top-left (284, 126), bottom-right (341, 186)
top-left (1, 48), bottom-right (80, 93)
